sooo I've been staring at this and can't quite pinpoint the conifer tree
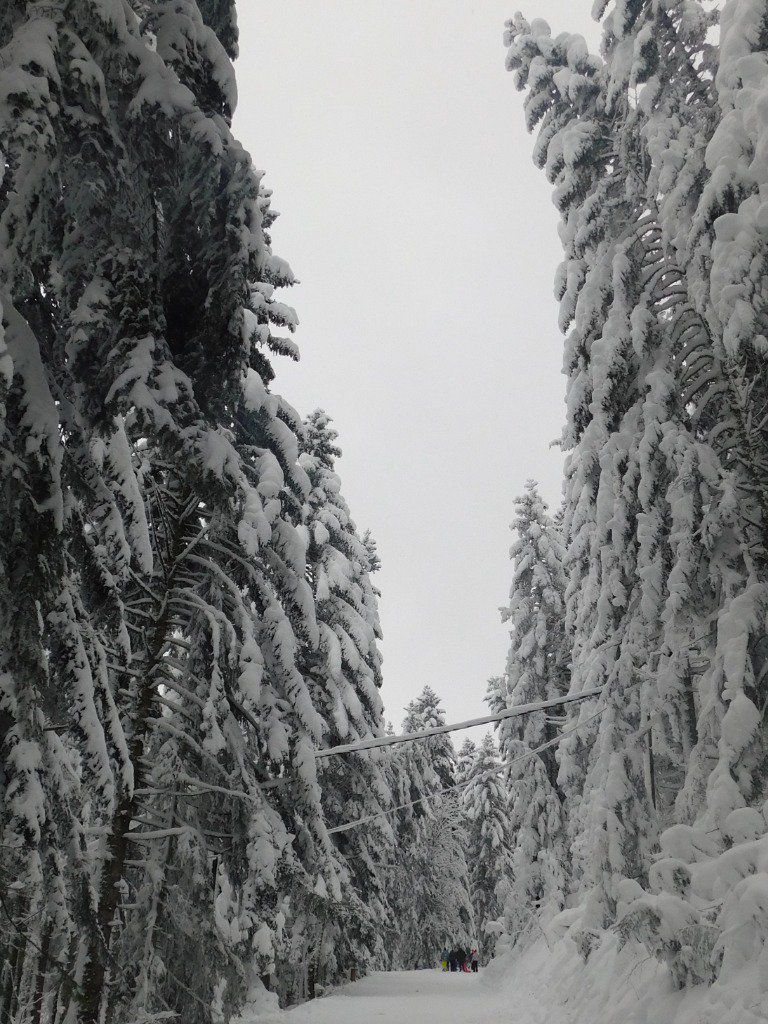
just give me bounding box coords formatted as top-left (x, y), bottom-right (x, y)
top-left (505, 2), bottom-right (768, 1001)
top-left (456, 737), bottom-right (477, 788)
top-left (293, 409), bottom-right (393, 988)
top-left (397, 800), bottom-right (474, 968)
top-left (504, 23), bottom-right (658, 920)
top-left (401, 686), bottom-right (457, 790)
top-left (0, 4), bottom-right (350, 1021)
top-left (499, 740), bottom-right (567, 952)
top-left (385, 688), bottom-right (473, 969)
top-left (494, 481), bottom-right (568, 787)
top-left (486, 482), bottom-right (569, 951)
top-left (463, 734), bottom-right (512, 963)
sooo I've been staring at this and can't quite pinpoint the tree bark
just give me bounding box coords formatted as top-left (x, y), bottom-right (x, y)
top-left (682, 664), bottom-right (699, 756)
top-left (80, 518), bottom-right (183, 1024)
top-left (1, 933), bottom-right (22, 1024)
top-left (30, 921), bottom-right (52, 1024)
top-left (646, 728), bottom-right (657, 812)
top-left (8, 930), bottom-right (28, 1023)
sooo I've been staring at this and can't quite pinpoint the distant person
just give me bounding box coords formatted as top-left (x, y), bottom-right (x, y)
top-left (457, 947), bottom-right (467, 972)
top-left (448, 949), bottom-right (457, 972)
top-left (470, 948), bottom-right (479, 973)
top-left (440, 948), bottom-right (449, 971)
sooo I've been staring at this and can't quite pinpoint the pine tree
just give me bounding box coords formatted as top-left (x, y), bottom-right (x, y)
top-left (456, 737), bottom-right (477, 788)
top-left (0, 4), bottom-right (348, 1021)
top-left (385, 688), bottom-right (473, 969)
top-left (495, 481), bottom-right (568, 788)
top-left (485, 482), bottom-right (569, 950)
top-left (401, 686), bottom-right (457, 790)
top-left (505, 1), bottom-right (768, 1000)
top-left (500, 740), bottom-right (567, 952)
top-left (395, 800), bottom-right (474, 969)
top-left (293, 409), bottom-right (393, 989)
top-left (463, 734), bottom-right (512, 963)
top-left (506, 8), bottom-right (711, 937)
top-left (504, 21), bottom-right (658, 924)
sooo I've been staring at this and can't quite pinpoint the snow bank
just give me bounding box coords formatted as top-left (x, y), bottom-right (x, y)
top-left (233, 978), bottom-right (280, 1024)
top-left (484, 932), bottom-right (768, 1024)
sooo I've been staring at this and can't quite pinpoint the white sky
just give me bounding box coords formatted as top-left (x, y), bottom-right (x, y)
top-left (234, 2), bottom-right (599, 739)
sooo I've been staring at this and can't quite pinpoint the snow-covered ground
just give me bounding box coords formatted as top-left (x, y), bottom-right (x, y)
top-left (244, 933), bottom-right (768, 1024)
top-left (245, 967), bottom-right (547, 1024)
top-left (482, 935), bottom-right (768, 1024)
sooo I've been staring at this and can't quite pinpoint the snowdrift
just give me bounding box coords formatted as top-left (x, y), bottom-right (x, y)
top-left (484, 933), bottom-right (768, 1024)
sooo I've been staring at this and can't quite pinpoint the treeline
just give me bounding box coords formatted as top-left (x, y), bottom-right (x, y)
top-left (0, 3), bottom-right (467, 1022)
top-left (481, 0), bottom-right (768, 1004)
top-left (5, 0), bottom-right (768, 1020)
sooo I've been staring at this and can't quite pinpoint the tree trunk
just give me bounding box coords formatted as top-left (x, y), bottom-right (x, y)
top-left (79, 799), bottom-right (133, 1023)
top-left (645, 728), bottom-right (657, 812)
top-left (8, 930), bottom-right (28, 1023)
top-left (30, 921), bottom-right (52, 1024)
top-left (80, 491), bottom-right (197, 1024)
top-left (1, 934), bottom-right (22, 1024)
top-left (52, 933), bottom-right (80, 1024)
top-left (133, 797), bottom-right (178, 1016)
top-left (80, 598), bottom-right (175, 1023)
top-left (543, 715), bottom-right (561, 794)
top-left (682, 664), bottom-right (699, 756)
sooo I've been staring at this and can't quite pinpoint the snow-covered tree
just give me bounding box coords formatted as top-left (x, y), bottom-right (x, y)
top-left (291, 410), bottom-right (393, 989)
top-left (494, 481), bottom-right (568, 786)
top-left (0, 4), bottom-right (373, 1022)
top-left (504, 3), bottom-right (768, 1008)
top-left (484, 482), bottom-right (569, 951)
top-left (500, 740), bottom-right (567, 952)
top-left (463, 734), bottom-right (512, 963)
top-left (393, 799), bottom-right (475, 969)
top-left (401, 686), bottom-right (457, 790)
top-left (385, 688), bottom-right (473, 969)
top-left (456, 737), bottom-right (477, 787)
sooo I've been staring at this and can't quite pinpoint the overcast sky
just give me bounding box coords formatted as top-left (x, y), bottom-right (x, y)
top-left (234, 2), bottom-right (599, 739)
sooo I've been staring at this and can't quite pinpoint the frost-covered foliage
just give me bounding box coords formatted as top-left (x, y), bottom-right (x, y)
top-left (0, 4), bottom-right (391, 1022)
top-left (491, 481), bottom-right (568, 781)
top-left (286, 409), bottom-right (393, 996)
top-left (488, 481), bottom-right (567, 952)
top-left (385, 687), bottom-right (474, 969)
top-left (401, 685), bottom-right (458, 789)
top-left (501, 0), bottom-right (768, 1004)
top-left (497, 741), bottom-right (567, 955)
top-left (463, 734), bottom-right (512, 963)
top-left (456, 737), bottom-right (477, 787)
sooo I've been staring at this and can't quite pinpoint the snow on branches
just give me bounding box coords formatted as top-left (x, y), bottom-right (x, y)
top-left (502, 2), bottom-right (768, 1012)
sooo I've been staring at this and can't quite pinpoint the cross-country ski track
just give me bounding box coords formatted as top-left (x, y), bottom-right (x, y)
top-left (252, 968), bottom-right (551, 1024)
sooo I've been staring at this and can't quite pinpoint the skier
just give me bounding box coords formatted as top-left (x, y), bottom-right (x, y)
top-left (457, 947), bottom-right (467, 972)
top-left (470, 948), bottom-right (479, 973)
top-left (440, 948), bottom-right (449, 972)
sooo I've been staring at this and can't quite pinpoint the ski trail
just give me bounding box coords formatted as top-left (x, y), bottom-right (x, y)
top-left (255, 969), bottom-right (551, 1024)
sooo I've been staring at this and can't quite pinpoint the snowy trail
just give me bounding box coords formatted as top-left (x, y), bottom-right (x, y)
top-left (255, 969), bottom-right (549, 1024)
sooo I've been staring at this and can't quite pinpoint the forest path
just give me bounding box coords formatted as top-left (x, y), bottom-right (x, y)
top-left (258, 968), bottom-right (552, 1024)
